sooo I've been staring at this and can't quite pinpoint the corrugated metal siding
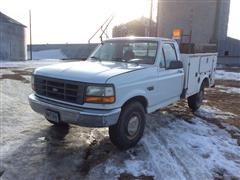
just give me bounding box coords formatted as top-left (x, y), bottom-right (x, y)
top-left (0, 12), bottom-right (26, 61)
top-left (156, 0), bottom-right (230, 45)
top-left (218, 38), bottom-right (240, 56)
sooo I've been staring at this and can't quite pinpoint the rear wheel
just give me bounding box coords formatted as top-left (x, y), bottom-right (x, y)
top-left (188, 84), bottom-right (205, 112)
top-left (109, 101), bottom-right (146, 150)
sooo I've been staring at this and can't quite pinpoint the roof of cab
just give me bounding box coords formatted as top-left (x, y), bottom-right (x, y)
top-left (104, 36), bottom-right (175, 42)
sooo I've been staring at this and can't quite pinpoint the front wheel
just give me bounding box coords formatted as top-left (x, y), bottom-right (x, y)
top-left (109, 101), bottom-right (146, 150)
top-left (187, 84), bottom-right (204, 112)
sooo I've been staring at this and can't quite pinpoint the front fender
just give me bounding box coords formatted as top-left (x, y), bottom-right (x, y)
top-left (118, 89), bottom-right (148, 107)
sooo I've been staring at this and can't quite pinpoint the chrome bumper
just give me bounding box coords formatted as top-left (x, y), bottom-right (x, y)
top-left (28, 94), bottom-right (121, 127)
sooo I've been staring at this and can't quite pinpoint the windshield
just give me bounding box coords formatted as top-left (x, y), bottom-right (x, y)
top-left (88, 40), bottom-right (158, 64)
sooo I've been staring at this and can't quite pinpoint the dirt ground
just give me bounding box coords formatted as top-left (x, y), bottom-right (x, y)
top-left (0, 63), bottom-right (240, 180)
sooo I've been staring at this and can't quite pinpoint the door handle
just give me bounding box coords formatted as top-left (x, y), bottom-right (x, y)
top-left (178, 70), bottom-right (183, 73)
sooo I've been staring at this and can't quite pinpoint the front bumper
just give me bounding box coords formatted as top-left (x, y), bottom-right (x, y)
top-left (28, 94), bottom-right (121, 127)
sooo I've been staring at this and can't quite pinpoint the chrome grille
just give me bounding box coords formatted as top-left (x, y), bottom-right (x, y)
top-left (35, 76), bottom-right (85, 104)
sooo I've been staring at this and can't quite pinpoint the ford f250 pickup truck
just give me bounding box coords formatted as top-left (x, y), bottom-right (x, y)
top-left (29, 37), bottom-right (217, 150)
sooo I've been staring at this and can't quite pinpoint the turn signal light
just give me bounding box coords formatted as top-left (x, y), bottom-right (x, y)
top-left (85, 96), bottom-right (115, 104)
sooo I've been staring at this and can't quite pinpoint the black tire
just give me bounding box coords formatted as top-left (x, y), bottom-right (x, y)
top-left (109, 101), bottom-right (146, 150)
top-left (188, 83), bottom-right (205, 112)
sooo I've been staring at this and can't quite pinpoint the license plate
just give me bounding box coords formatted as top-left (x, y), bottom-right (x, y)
top-left (45, 110), bottom-right (59, 123)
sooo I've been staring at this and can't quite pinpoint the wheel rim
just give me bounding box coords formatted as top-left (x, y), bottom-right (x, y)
top-left (127, 115), bottom-right (140, 139)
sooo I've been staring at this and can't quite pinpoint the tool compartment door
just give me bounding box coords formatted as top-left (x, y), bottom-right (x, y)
top-left (181, 53), bottom-right (217, 97)
top-left (199, 56), bottom-right (212, 73)
top-left (185, 56), bottom-right (200, 97)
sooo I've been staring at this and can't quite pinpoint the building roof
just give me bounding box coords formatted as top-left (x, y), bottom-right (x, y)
top-left (0, 11), bottom-right (26, 27)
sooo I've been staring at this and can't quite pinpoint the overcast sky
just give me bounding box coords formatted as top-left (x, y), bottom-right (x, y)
top-left (0, 0), bottom-right (239, 44)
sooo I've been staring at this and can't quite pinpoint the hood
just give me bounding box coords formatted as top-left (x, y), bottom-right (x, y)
top-left (34, 60), bottom-right (145, 83)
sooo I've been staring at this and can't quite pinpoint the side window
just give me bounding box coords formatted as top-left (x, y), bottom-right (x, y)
top-left (162, 43), bottom-right (177, 68)
top-left (123, 42), bottom-right (158, 64)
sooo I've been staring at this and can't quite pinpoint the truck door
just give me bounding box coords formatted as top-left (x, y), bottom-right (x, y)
top-left (156, 42), bottom-right (184, 105)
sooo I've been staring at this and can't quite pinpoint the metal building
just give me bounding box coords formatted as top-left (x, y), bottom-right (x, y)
top-left (0, 12), bottom-right (27, 61)
top-left (156, 0), bottom-right (230, 51)
top-left (112, 17), bottom-right (157, 37)
top-left (218, 37), bottom-right (240, 66)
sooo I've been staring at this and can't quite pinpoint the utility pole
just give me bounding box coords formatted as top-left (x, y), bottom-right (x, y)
top-left (156, 0), bottom-right (160, 36)
top-left (149, 0), bottom-right (153, 36)
top-left (29, 10), bottom-right (32, 60)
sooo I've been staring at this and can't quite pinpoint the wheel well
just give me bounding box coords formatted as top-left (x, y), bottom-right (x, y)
top-left (122, 96), bottom-right (148, 112)
top-left (202, 78), bottom-right (209, 88)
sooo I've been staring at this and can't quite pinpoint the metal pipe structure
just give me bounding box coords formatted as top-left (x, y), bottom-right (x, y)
top-left (88, 14), bottom-right (114, 44)
top-left (29, 10), bottom-right (32, 60)
top-left (99, 15), bottom-right (114, 43)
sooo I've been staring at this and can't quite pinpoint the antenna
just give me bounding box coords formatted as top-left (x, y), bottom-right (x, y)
top-left (99, 15), bottom-right (114, 43)
top-left (88, 14), bottom-right (114, 44)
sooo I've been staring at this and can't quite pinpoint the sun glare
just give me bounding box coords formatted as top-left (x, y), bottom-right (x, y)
top-left (112, 0), bottom-right (150, 24)
top-left (227, 0), bottom-right (240, 40)
top-left (1, 0), bottom-right (152, 43)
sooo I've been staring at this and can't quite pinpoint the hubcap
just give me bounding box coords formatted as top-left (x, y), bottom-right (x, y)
top-left (127, 115), bottom-right (140, 137)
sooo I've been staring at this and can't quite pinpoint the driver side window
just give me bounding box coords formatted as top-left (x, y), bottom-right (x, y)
top-left (162, 43), bottom-right (177, 69)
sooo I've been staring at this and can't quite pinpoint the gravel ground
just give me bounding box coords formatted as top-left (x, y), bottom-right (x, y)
top-left (0, 61), bottom-right (240, 180)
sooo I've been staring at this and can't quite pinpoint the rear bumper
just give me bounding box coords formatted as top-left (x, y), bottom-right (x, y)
top-left (28, 94), bottom-right (121, 127)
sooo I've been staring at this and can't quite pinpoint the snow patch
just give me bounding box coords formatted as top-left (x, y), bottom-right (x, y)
top-left (140, 114), bottom-right (240, 179)
top-left (196, 106), bottom-right (237, 119)
top-left (124, 160), bottom-right (154, 177)
top-left (104, 160), bottom-right (125, 175)
top-left (0, 59), bottom-right (66, 68)
top-left (216, 85), bottom-right (240, 94)
top-left (215, 70), bottom-right (240, 81)
top-left (221, 123), bottom-right (240, 134)
top-left (104, 158), bottom-right (155, 178)
top-left (100, 110), bottom-right (240, 179)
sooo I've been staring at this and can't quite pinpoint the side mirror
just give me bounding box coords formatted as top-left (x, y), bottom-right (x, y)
top-left (169, 60), bottom-right (183, 69)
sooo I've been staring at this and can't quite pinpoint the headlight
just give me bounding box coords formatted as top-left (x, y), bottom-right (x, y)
top-left (31, 75), bottom-right (35, 91)
top-left (85, 85), bottom-right (115, 104)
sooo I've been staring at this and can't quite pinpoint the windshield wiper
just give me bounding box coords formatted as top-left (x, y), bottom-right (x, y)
top-left (89, 56), bottom-right (102, 61)
top-left (89, 56), bottom-right (99, 60)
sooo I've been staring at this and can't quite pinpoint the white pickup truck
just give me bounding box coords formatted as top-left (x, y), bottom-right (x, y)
top-left (29, 37), bottom-right (217, 150)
